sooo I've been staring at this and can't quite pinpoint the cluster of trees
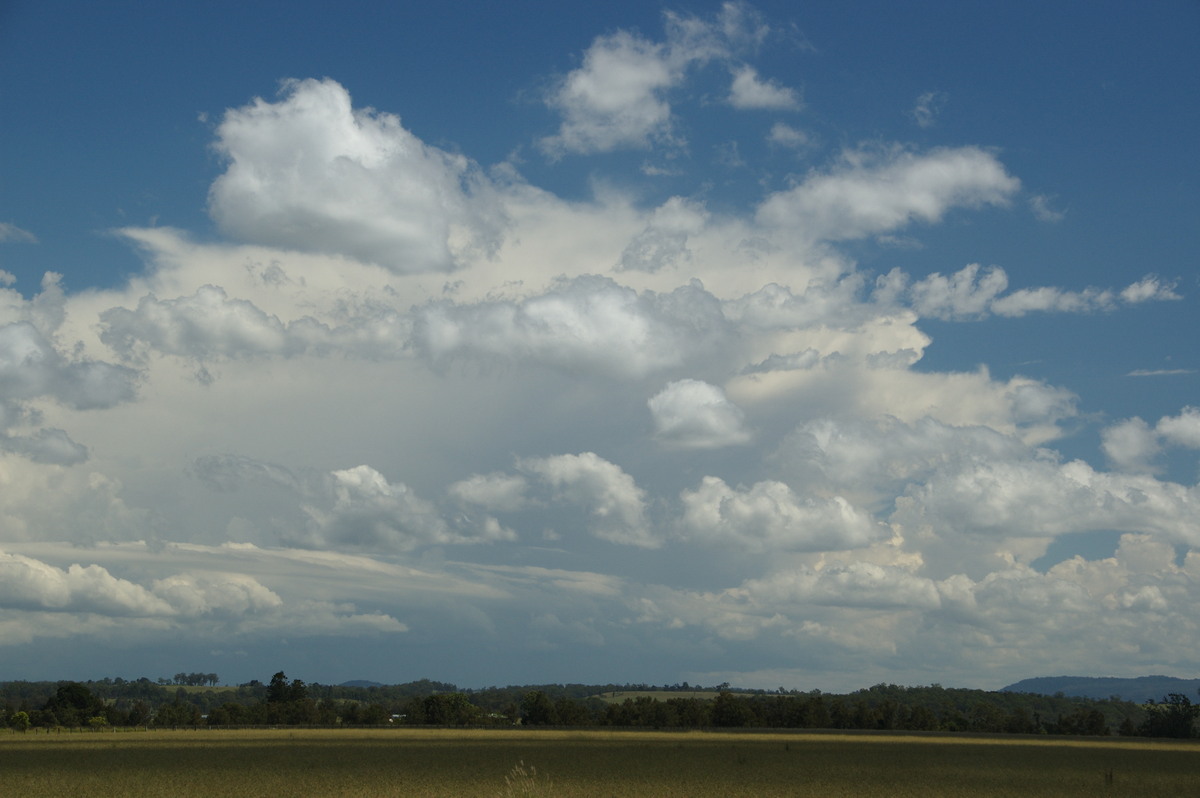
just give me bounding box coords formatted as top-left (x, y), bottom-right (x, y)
top-left (170, 672), bottom-right (220, 687)
top-left (3, 676), bottom-right (1197, 739)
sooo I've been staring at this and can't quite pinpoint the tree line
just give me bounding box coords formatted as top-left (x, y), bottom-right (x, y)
top-left (3, 675), bottom-right (1197, 738)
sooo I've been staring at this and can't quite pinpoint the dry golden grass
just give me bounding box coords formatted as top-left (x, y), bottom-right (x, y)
top-left (1, 727), bottom-right (1198, 796)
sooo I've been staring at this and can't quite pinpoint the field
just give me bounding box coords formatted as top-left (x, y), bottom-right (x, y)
top-left (2, 728), bottom-right (1198, 797)
top-left (590, 689), bottom-right (723, 703)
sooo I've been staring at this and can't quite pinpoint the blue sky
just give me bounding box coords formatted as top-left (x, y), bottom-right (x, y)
top-left (0, 1), bottom-right (1197, 691)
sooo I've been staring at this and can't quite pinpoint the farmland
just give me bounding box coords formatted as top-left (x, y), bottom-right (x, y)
top-left (2, 728), bottom-right (1198, 797)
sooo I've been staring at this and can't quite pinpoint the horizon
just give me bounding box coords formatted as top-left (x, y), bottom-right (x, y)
top-left (15, 670), bottom-right (1200, 694)
top-left (1, 1), bottom-right (1198, 694)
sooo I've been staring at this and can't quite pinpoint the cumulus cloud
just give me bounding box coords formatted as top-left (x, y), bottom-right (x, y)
top-left (151, 572), bottom-right (283, 618)
top-left (0, 551), bottom-right (172, 616)
top-left (725, 277), bottom-right (873, 331)
top-left (98, 282), bottom-right (414, 366)
top-left (1102, 407), bottom-right (1200, 473)
top-left (209, 78), bottom-right (505, 273)
top-left (679, 476), bottom-right (884, 552)
top-left (897, 265), bottom-right (1181, 320)
top-left (1157, 406), bottom-right (1200, 449)
top-left (192, 456), bottom-right (516, 551)
top-left (539, 3), bottom-right (774, 156)
top-left (907, 264), bottom-right (1009, 320)
top-left (446, 472), bottom-right (529, 513)
top-left (541, 30), bottom-right (681, 156)
top-left (892, 457), bottom-right (1200, 553)
top-left (648, 379), bottom-right (752, 448)
top-left (742, 564), bottom-right (941, 609)
top-left (0, 323), bottom-right (136, 411)
top-left (0, 276), bottom-right (138, 460)
top-left (411, 275), bottom-right (730, 379)
top-left (1102, 417), bottom-right (1161, 473)
top-left (101, 286), bottom-right (295, 361)
top-left (305, 465), bottom-right (515, 551)
top-left (774, 416), bottom-right (1031, 507)
top-left (728, 65), bottom-right (801, 110)
top-left (519, 452), bottom-right (656, 547)
top-left (617, 196), bottom-right (708, 273)
top-left (766, 122), bottom-right (811, 150)
top-left (0, 545), bottom-right (411, 647)
top-left (756, 146), bottom-right (1020, 242)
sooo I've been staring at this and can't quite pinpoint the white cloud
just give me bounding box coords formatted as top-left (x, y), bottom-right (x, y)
top-left (0, 544), bottom-right (412, 647)
top-left (892, 457), bottom-right (1200, 554)
top-left (756, 146), bottom-right (1020, 242)
top-left (901, 265), bottom-right (1181, 320)
top-left (909, 91), bottom-right (946, 128)
top-left (742, 564), bottom-right (941, 609)
top-left (1102, 417), bottom-right (1161, 473)
top-left (908, 264), bottom-right (1008, 320)
top-left (411, 275), bottom-right (731, 379)
top-left (101, 285), bottom-right (296, 361)
top-left (775, 416), bottom-right (1031, 508)
top-left (0, 223), bottom-right (37, 243)
top-left (617, 196), bottom-right (708, 273)
top-left (1128, 369), bottom-right (1194, 377)
top-left (539, 4), bottom-right (775, 156)
top-left (1120, 275), bottom-right (1181, 304)
top-left (1157, 406), bottom-right (1200, 449)
top-left (0, 325), bottom-right (136, 411)
top-left (447, 472), bottom-right (529, 513)
top-left (648, 379), bottom-right (752, 448)
top-left (728, 65), bottom-right (801, 110)
top-left (151, 572), bottom-right (283, 618)
top-left (209, 78), bottom-right (505, 273)
top-left (0, 551), bottom-right (172, 616)
top-left (519, 452), bottom-right (656, 548)
top-left (541, 31), bottom-right (680, 156)
top-left (1028, 194), bottom-right (1066, 222)
top-left (766, 122), bottom-right (811, 150)
top-left (0, 275), bottom-right (138, 461)
top-left (1101, 407), bottom-right (1200, 474)
top-left (301, 465), bottom-right (516, 552)
top-left (678, 476), bottom-right (884, 552)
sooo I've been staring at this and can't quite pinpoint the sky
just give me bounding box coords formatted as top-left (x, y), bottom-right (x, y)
top-left (0, 0), bottom-right (1197, 692)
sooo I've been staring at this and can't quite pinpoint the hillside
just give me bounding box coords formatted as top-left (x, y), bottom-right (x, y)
top-left (1001, 675), bottom-right (1200, 703)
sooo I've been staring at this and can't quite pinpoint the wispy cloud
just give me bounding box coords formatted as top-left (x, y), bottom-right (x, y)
top-left (1029, 194), bottom-right (1066, 222)
top-left (1127, 369), bottom-right (1195, 377)
top-left (0, 222), bottom-right (37, 243)
top-left (909, 91), bottom-right (946, 128)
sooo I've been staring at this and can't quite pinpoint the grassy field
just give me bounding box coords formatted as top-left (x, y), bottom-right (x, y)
top-left (590, 689), bottom-right (723, 703)
top-left (2, 728), bottom-right (1198, 797)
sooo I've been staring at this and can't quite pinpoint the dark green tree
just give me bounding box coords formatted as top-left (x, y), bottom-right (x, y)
top-left (1140, 694), bottom-right (1197, 738)
top-left (42, 682), bottom-right (105, 727)
top-left (711, 691), bottom-right (753, 727)
top-left (265, 672), bottom-right (292, 703)
top-left (423, 693), bottom-right (478, 726)
top-left (520, 691), bottom-right (559, 726)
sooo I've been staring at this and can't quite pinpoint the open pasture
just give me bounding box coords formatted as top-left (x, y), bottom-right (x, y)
top-left (590, 690), bottom-right (723, 703)
top-left (2, 728), bottom-right (1198, 797)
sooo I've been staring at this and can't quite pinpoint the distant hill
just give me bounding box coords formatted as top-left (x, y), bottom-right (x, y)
top-left (339, 680), bottom-right (384, 688)
top-left (1001, 675), bottom-right (1200, 703)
